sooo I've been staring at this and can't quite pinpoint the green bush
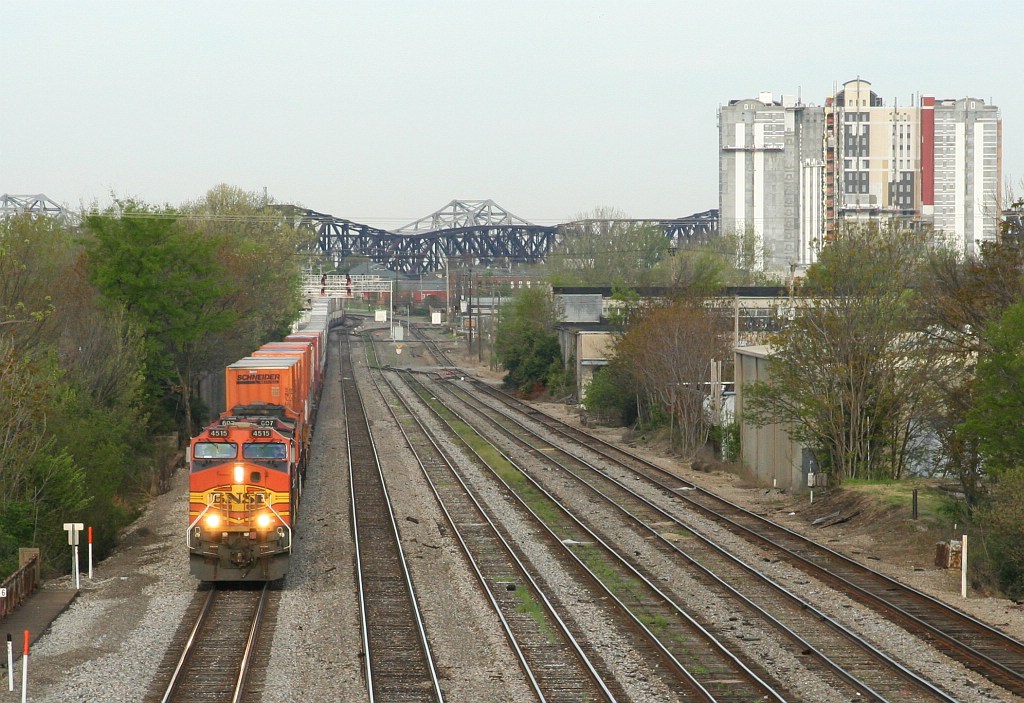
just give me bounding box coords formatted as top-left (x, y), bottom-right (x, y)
top-left (709, 419), bottom-right (741, 462)
top-left (583, 362), bottom-right (636, 425)
top-left (976, 472), bottom-right (1024, 599)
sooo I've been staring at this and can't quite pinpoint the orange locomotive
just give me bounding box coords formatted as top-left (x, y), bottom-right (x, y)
top-left (187, 297), bottom-right (342, 581)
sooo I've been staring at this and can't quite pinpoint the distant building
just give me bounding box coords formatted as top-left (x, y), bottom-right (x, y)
top-left (719, 79), bottom-right (1002, 272)
top-left (551, 286), bottom-right (789, 405)
top-left (718, 92), bottom-right (825, 272)
top-left (929, 96), bottom-right (1002, 254)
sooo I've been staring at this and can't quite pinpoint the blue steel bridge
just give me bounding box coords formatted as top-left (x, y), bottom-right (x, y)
top-left (281, 199), bottom-right (720, 274)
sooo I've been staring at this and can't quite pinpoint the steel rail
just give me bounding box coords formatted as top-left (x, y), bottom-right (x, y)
top-left (432, 373), bottom-right (961, 703)
top-left (340, 335), bottom-right (445, 703)
top-left (468, 375), bottom-right (1024, 697)
top-left (397, 370), bottom-right (785, 702)
top-left (158, 584), bottom-right (269, 703)
top-left (159, 588), bottom-right (217, 703)
top-left (363, 333), bottom-right (618, 702)
top-left (231, 585), bottom-right (270, 703)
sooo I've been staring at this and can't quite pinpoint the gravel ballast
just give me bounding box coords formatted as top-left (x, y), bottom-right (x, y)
top-left (13, 323), bottom-right (1024, 702)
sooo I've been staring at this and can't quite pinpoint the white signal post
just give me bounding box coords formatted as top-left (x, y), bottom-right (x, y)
top-left (21, 630), bottom-right (28, 703)
top-left (63, 523), bottom-right (84, 590)
top-left (961, 534), bottom-right (968, 599)
top-left (88, 526), bottom-right (94, 579)
top-left (6, 633), bottom-right (12, 691)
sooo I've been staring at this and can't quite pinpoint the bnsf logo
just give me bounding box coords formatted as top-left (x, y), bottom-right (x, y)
top-left (212, 492), bottom-right (268, 505)
top-left (236, 373), bottom-right (281, 385)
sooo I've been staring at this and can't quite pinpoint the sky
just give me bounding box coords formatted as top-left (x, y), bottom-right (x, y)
top-left (2, 1), bottom-right (1020, 229)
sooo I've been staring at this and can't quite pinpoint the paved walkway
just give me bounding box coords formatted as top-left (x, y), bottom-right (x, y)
top-left (0, 589), bottom-right (78, 664)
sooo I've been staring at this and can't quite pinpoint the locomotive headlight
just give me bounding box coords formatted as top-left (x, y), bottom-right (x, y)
top-left (256, 513), bottom-right (273, 529)
top-left (233, 464), bottom-right (245, 483)
top-left (205, 513), bottom-right (222, 529)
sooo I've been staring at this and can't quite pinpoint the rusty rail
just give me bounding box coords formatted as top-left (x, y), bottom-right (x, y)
top-left (0, 549), bottom-right (41, 622)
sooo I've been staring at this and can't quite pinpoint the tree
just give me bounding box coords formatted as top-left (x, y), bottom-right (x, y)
top-left (182, 185), bottom-right (307, 366)
top-left (965, 300), bottom-right (1024, 474)
top-left (974, 472), bottom-right (1024, 599)
top-left (667, 246), bottom-right (729, 293)
top-left (494, 287), bottom-right (562, 395)
top-left (744, 224), bottom-right (936, 483)
top-left (546, 208), bottom-right (669, 287)
top-left (0, 214), bottom-right (61, 348)
top-left (0, 336), bottom-right (95, 574)
top-left (613, 299), bottom-right (730, 457)
top-left (915, 236), bottom-right (1024, 504)
top-left (582, 358), bottom-right (638, 424)
top-left (0, 336), bottom-right (53, 504)
top-left (0, 213), bottom-right (150, 575)
top-left (85, 202), bottom-right (236, 438)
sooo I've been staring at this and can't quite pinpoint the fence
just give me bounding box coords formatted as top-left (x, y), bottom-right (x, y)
top-left (0, 548), bottom-right (41, 622)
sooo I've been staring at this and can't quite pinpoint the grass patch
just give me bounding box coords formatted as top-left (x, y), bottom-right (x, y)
top-left (513, 587), bottom-right (560, 643)
top-left (840, 479), bottom-right (958, 528)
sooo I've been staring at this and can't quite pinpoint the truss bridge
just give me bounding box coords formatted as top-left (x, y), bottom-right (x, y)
top-left (285, 199), bottom-right (721, 274)
top-left (0, 193), bottom-right (79, 227)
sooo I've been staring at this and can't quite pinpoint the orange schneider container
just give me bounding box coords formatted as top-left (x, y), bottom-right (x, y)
top-left (259, 341), bottom-right (315, 388)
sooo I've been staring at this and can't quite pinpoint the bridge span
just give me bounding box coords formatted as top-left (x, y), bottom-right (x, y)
top-left (283, 199), bottom-right (720, 274)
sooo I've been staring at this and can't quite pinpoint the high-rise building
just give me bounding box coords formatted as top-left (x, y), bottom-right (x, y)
top-left (718, 79), bottom-right (1002, 272)
top-left (718, 92), bottom-right (825, 272)
top-left (929, 97), bottom-right (1002, 254)
top-left (824, 80), bottom-right (921, 232)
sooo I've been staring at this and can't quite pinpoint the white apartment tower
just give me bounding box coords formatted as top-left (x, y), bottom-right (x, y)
top-left (930, 97), bottom-right (1002, 254)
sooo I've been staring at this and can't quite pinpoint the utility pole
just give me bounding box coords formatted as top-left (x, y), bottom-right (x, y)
top-left (734, 294), bottom-right (740, 348)
top-left (467, 261), bottom-right (474, 353)
top-left (444, 256), bottom-right (451, 327)
top-left (476, 269), bottom-right (482, 363)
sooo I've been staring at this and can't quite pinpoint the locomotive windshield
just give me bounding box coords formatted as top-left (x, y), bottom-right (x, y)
top-left (243, 442), bottom-right (287, 460)
top-left (191, 441), bottom-right (238, 472)
top-left (193, 442), bottom-right (238, 459)
top-left (244, 442), bottom-right (288, 471)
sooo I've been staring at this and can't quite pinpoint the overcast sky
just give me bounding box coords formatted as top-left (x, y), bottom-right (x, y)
top-left (2, 1), bottom-right (1019, 228)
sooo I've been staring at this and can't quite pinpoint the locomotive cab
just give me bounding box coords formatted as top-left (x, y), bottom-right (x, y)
top-left (187, 423), bottom-right (296, 581)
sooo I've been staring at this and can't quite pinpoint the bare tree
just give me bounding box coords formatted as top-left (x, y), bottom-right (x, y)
top-left (546, 207), bottom-right (669, 287)
top-left (615, 299), bottom-right (730, 458)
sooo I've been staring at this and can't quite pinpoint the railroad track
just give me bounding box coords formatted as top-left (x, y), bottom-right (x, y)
top-left (152, 584), bottom-right (270, 703)
top-left (363, 333), bottom-right (621, 702)
top-left (339, 335), bottom-right (445, 702)
top-left (386, 364), bottom-right (787, 701)
top-left (423, 371), bottom-right (966, 702)
top-left (458, 369), bottom-right (1024, 698)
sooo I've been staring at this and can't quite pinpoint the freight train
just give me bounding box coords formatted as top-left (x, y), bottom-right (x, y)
top-left (186, 297), bottom-right (344, 581)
